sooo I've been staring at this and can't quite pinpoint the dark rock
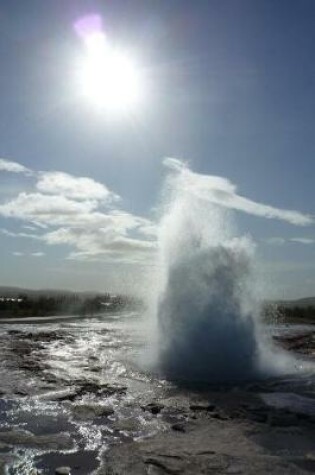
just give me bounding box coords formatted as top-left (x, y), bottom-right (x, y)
top-left (14, 390), bottom-right (28, 396)
top-left (171, 423), bottom-right (186, 433)
top-left (268, 412), bottom-right (298, 427)
top-left (248, 411), bottom-right (268, 423)
top-left (142, 403), bottom-right (164, 415)
top-left (144, 456), bottom-right (182, 474)
top-left (55, 467), bottom-right (71, 475)
top-left (210, 412), bottom-right (229, 420)
top-left (189, 403), bottom-right (215, 412)
top-left (113, 418), bottom-right (141, 432)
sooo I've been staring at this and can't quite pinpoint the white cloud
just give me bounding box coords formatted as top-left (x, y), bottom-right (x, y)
top-left (0, 192), bottom-right (98, 224)
top-left (12, 250), bottom-right (44, 257)
top-left (290, 237), bottom-right (315, 245)
top-left (264, 237), bottom-right (315, 245)
top-left (36, 171), bottom-right (118, 202)
top-left (0, 200), bottom-right (153, 235)
top-left (0, 191), bottom-right (156, 264)
top-left (1, 228), bottom-right (41, 240)
top-left (0, 158), bottom-right (31, 175)
top-left (1, 156), bottom-right (312, 268)
top-left (43, 227), bottom-right (156, 263)
top-left (137, 223), bottom-right (158, 239)
top-left (164, 158), bottom-right (313, 226)
top-left (0, 159), bottom-right (157, 264)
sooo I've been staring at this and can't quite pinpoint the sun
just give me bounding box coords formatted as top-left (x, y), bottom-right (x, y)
top-left (76, 31), bottom-right (144, 113)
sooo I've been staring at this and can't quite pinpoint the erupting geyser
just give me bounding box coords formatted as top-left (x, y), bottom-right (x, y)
top-left (152, 158), bottom-right (295, 383)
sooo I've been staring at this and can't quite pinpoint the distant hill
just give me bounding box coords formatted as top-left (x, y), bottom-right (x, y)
top-left (274, 297), bottom-right (315, 309)
top-left (0, 286), bottom-right (108, 299)
top-left (0, 286), bottom-right (142, 319)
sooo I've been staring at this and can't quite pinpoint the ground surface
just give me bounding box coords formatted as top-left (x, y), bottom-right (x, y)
top-left (0, 316), bottom-right (314, 474)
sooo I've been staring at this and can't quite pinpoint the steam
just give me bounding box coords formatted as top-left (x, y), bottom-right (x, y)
top-left (152, 159), bottom-right (300, 383)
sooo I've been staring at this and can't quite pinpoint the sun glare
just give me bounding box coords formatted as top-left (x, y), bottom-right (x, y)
top-left (76, 30), bottom-right (143, 113)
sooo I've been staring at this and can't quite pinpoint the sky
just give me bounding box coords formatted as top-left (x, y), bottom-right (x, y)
top-left (0, 0), bottom-right (315, 299)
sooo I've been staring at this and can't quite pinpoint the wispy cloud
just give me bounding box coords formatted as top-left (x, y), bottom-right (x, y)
top-left (0, 157), bottom-right (313, 266)
top-left (31, 252), bottom-right (45, 257)
top-left (290, 237), bottom-right (315, 245)
top-left (0, 192), bottom-right (98, 223)
top-left (36, 171), bottom-right (118, 202)
top-left (264, 236), bottom-right (315, 245)
top-left (0, 160), bottom-right (156, 264)
top-left (1, 228), bottom-right (41, 240)
top-left (12, 250), bottom-right (45, 257)
top-left (0, 158), bottom-right (32, 175)
top-left (164, 158), bottom-right (313, 226)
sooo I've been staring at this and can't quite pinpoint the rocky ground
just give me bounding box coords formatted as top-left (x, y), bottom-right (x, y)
top-left (0, 324), bottom-right (314, 474)
top-left (100, 387), bottom-right (315, 474)
top-left (99, 331), bottom-right (315, 475)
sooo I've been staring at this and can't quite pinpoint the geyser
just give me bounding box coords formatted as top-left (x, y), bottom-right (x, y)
top-left (153, 159), bottom-right (288, 383)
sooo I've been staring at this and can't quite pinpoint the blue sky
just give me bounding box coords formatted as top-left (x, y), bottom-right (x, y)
top-left (0, 0), bottom-right (314, 298)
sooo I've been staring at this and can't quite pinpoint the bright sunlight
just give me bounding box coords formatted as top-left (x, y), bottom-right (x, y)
top-left (75, 18), bottom-right (144, 113)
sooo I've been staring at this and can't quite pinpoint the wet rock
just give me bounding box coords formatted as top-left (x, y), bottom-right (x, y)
top-left (189, 402), bottom-right (215, 412)
top-left (55, 467), bottom-right (71, 475)
top-left (0, 430), bottom-right (73, 450)
top-left (74, 382), bottom-right (127, 398)
top-left (114, 418), bottom-right (141, 433)
top-left (249, 412), bottom-right (268, 423)
top-left (273, 332), bottom-right (315, 352)
top-left (171, 423), bottom-right (186, 433)
top-left (11, 330), bottom-right (73, 344)
top-left (268, 411), bottom-right (298, 427)
top-left (72, 403), bottom-right (114, 420)
top-left (100, 417), bottom-right (309, 475)
top-left (210, 412), bottom-right (229, 420)
top-left (89, 367), bottom-right (101, 373)
top-left (14, 389), bottom-right (28, 396)
top-left (142, 403), bottom-right (164, 415)
top-left (144, 456), bottom-right (183, 474)
top-left (37, 388), bottom-right (78, 401)
top-left (225, 464), bottom-right (245, 474)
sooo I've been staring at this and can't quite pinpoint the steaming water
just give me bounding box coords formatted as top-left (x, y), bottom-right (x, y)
top-left (154, 160), bottom-right (296, 382)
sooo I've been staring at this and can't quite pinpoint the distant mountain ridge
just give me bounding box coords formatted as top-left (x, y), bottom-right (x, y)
top-left (275, 297), bottom-right (315, 308)
top-left (0, 286), bottom-right (109, 298)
